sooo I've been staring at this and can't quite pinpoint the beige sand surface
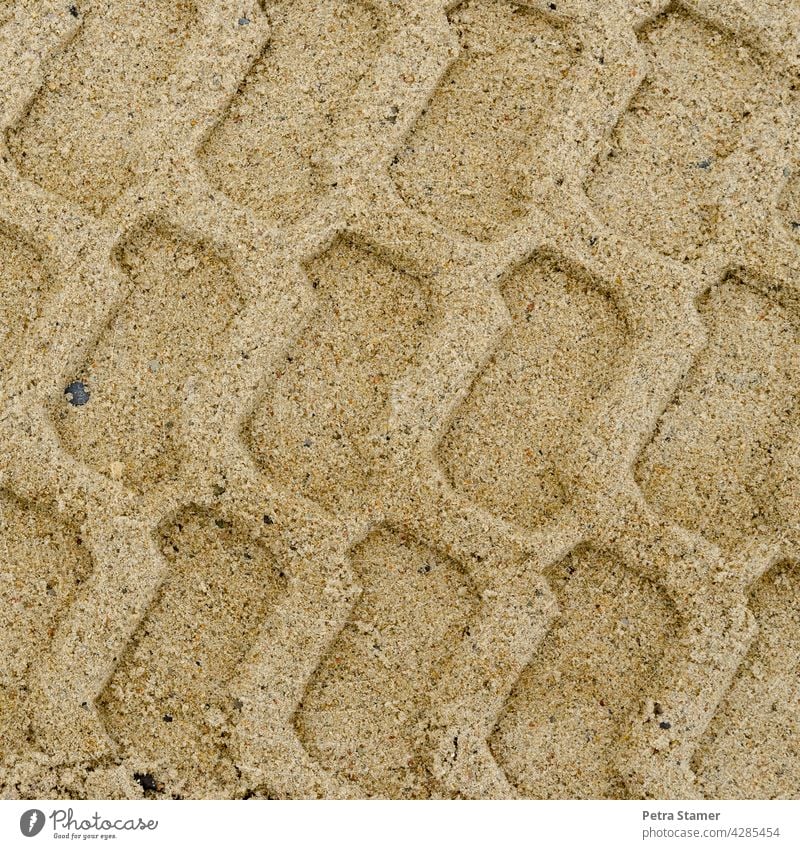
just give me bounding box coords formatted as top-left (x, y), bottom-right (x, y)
top-left (0, 0), bottom-right (799, 799)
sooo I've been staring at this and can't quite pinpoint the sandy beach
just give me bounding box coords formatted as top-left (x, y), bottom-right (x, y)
top-left (1, 0), bottom-right (798, 800)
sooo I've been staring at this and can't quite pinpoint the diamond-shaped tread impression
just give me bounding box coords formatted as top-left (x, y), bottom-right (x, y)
top-left (51, 224), bottom-right (247, 493)
top-left (7, 0), bottom-right (197, 216)
top-left (586, 9), bottom-right (772, 260)
top-left (0, 491), bottom-right (92, 763)
top-left (246, 238), bottom-right (433, 512)
top-left (438, 253), bottom-right (627, 530)
top-left (490, 545), bottom-right (679, 799)
top-left (636, 278), bottom-right (800, 554)
top-left (390, 0), bottom-right (581, 242)
top-left (100, 509), bottom-right (286, 800)
top-left (294, 528), bottom-right (477, 799)
top-left (199, 0), bottom-right (384, 224)
top-left (694, 561), bottom-right (800, 799)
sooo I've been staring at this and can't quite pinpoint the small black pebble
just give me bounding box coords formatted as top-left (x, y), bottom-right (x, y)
top-left (549, 2), bottom-right (557, 9)
top-left (65, 381), bottom-right (89, 406)
top-left (238, 16), bottom-right (250, 25)
top-left (163, 714), bottom-right (173, 722)
top-left (263, 514), bottom-right (273, 525)
top-left (418, 563), bottom-right (432, 574)
top-left (659, 721), bottom-right (671, 730)
top-left (69, 5), bottom-right (79, 17)
top-left (133, 772), bottom-right (158, 792)
top-left (696, 158), bottom-right (712, 169)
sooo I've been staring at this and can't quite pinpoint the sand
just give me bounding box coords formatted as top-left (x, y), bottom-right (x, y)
top-left (0, 0), bottom-right (798, 800)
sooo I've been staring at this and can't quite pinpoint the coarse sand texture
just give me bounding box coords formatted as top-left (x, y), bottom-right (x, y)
top-left (1, 0), bottom-right (799, 800)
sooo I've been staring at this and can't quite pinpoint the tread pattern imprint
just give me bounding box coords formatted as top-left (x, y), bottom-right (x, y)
top-left (0, 0), bottom-right (799, 799)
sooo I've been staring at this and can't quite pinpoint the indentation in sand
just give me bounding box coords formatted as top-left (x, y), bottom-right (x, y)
top-left (50, 224), bottom-right (246, 493)
top-left (8, 0), bottom-right (197, 215)
top-left (391, 0), bottom-right (580, 241)
top-left (246, 239), bottom-right (432, 512)
top-left (490, 545), bottom-right (678, 799)
top-left (295, 528), bottom-right (476, 798)
top-left (587, 10), bottom-right (769, 260)
top-left (0, 492), bottom-right (92, 761)
top-left (439, 254), bottom-right (626, 530)
top-left (637, 279), bottom-right (800, 554)
top-left (0, 227), bottom-right (53, 371)
top-left (694, 561), bottom-right (800, 798)
top-left (100, 508), bottom-right (285, 799)
top-left (200, 0), bottom-right (383, 223)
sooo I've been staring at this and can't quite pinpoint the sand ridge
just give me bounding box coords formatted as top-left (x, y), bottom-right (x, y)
top-left (0, 0), bottom-right (799, 800)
